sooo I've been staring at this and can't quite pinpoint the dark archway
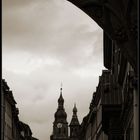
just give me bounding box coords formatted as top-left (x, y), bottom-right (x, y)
top-left (67, 0), bottom-right (138, 73)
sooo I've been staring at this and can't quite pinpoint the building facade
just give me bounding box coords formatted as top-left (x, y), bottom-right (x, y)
top-left (1, 79), bottom-right (20, 140)
top-left (18, 121), bottom-right (33, 140)
top-left (65, 1), bottom-right (138, 138)
top-left (1, 79), bottom-right (39, 140)
top-left (79, 30), bottom-right (138, 140)
top-left (50, 88), bottom-right (80, 140)
top-left (103, 32), bottom-right (138, 140)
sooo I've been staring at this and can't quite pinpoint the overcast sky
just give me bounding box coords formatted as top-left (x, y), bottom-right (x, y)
top-left (2, 0), bottom-right (105, 140)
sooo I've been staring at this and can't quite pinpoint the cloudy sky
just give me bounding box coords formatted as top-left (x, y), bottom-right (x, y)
top-left (2, 0), bottom-right (105, 139)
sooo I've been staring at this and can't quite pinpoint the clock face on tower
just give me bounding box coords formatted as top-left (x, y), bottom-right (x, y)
top-left (57, 123), bottom-right (62, 128)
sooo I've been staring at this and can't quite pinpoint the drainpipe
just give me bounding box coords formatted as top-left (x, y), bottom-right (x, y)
top-left (124, 132), bottom-right (126, 140)
top-left (1, 84), bottom-right (4, 140)
top-left (129, 70), bottom-right (139, 140)
top-left (133, 86), bottom-right (139, 140)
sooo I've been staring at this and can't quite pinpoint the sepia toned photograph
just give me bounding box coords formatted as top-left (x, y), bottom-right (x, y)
top-left (2, 0), bottom-right (139, 140)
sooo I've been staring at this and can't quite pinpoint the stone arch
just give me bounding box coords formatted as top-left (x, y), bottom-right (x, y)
top-left (66, 0), bottom-right (138, 73)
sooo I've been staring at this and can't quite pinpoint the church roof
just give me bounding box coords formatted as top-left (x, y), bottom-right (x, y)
top-left (55, 109), bottom-right (67, 119)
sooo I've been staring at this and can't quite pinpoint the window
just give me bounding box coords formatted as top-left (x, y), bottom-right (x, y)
top-left (58, 128), bottom-right (61, 134)
top-left (64, 128), bottom-right (66, 134)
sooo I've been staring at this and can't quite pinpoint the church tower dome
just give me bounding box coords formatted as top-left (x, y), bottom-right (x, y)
top-left (54, 87), bottom-right (67, 120)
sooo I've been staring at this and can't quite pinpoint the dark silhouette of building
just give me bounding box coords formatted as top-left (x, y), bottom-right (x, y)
top-left (64, 1), bottom-right (138, 140)
top-left (104, 33), bottom-right (139, 140)
top-left (79, 31), bottom-right (138, 140)
top-left (1, 79), bottom-right (20, 140)
top-left (1, 79), bottom-right (39, 140)
top-left (31, 137), bottom-right (39, 140)
top-left (69, 104), bottom-right (80, 140)
top-left (50, 88), bottom-right (80, 140)
top-left (19, 121), bottom-right (33, 140)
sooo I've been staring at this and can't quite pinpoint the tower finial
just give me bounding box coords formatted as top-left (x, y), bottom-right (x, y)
top-left (60, 82), bottom-right (63, 94)
top-left (73, 103), bottom-right (77, 113)
top-left (58, 83), bottom-right (64, 106)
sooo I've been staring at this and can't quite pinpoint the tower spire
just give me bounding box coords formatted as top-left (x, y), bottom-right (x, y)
top-left (73, 103), bottom-right (77, 116)
top-left (69, 103), bottom-right (80, 138)
top-left (60, 82), bottom-right (63, 95)
top-left (70, 103), bottom-right (79, 126)
top-left (58, 83), bottom-right (64, 109)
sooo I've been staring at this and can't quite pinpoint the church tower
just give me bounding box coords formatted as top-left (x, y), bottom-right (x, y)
top-left (69, 104), bottom-right (80, 140)
top-left (50, 87), bottom-right (69, 140)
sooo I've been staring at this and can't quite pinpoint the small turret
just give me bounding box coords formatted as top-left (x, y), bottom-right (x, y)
top-left (69, 104), bottom-right (80, 139)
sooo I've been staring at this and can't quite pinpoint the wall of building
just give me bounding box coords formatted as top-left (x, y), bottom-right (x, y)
top-left (1, 79), bottom-right (38, 140)
top-left (4, 100), bottom-right (12, 140)
top-left (80, 36), bottom-right (138, 139)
